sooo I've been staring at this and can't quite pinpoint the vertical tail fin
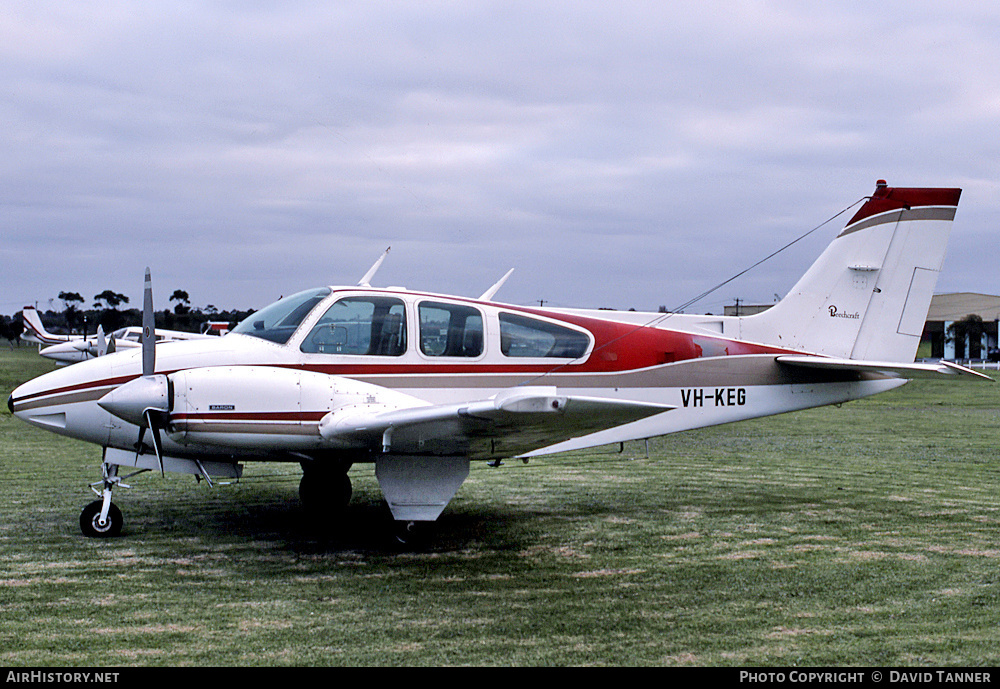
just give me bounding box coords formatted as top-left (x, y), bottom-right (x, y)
top-left (740, 180), bottom-right (961, 362)
top-left (21, 306), bottom-right (66, 345)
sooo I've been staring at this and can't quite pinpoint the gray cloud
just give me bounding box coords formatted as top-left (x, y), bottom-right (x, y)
top-left (3, 2), bottom-right (999, 317)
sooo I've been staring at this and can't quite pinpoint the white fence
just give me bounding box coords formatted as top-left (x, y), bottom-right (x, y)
top-left (953, 360), bottom-right (1000, 371)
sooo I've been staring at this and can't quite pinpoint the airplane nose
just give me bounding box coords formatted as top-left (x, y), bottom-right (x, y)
top-left (7, 394), bottom-right (12, 414)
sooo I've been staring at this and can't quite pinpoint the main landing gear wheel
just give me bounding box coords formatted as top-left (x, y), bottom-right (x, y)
top-left (299, 465), bottom-right (353, 520)
top-left (80, 500), bottom-right (123, 538)
top-left (392, 520), bottom-right (432, 549)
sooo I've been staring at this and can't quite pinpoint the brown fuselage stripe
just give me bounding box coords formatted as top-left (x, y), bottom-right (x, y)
top-left (12, 355), bottom-right (863, 418)
top-left (838, 207), bottom-right (956, 237)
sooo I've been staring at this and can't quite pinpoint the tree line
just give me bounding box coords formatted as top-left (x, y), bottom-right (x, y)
top-left (2, 288), bottom-right (257, 342)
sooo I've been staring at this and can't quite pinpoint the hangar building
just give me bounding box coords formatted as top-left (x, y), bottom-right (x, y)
top-left (725, 293), bottom-right (1000, 361)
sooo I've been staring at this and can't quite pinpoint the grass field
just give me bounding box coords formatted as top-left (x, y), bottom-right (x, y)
top-left (2, 346), bottom-right (999, 666)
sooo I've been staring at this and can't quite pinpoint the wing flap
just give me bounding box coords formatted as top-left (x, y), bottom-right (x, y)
top-left (776, 355), bottom-right (993, 381)
top-left (319, 387), bottom-right (674, 459)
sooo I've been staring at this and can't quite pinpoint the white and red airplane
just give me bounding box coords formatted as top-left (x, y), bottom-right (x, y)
top-left (22, 306), bottom-right (211, 364)
top-left (7, 180), bottom-right (990, 540)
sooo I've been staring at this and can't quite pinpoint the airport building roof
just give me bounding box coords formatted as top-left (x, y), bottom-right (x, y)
top-left (927, 293), bottom-right (1000, 322)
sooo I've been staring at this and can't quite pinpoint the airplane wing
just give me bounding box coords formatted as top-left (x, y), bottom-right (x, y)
top-left (318, 386), bottom-right (675, 459)
top-left (776, 355), bottom-right (994, 381)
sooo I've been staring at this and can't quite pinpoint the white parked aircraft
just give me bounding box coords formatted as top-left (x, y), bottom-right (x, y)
top-left (21, 305), bottom-right (210, 364)
top-left (20, 306), bottom-right (83, 346)
top-left (8, 181), bottom-right (990, 540)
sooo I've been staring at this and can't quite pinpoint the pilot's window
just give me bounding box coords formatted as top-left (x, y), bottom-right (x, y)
top-left (301, 296), bottom-right (407, 356)
top-left (418, 302), bottom-right (484, 357)
top-left (498, 312), bottom-right (590, 358)
top-left (232, 288), bottom-right (331, 344)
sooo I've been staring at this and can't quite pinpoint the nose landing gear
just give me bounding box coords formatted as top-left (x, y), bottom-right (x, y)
top-left (80, 460), bottom-right (144, 538)
top-left (80, 500), bottom-right (123, 538)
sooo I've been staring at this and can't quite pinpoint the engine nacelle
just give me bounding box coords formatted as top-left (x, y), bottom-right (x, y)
top-left (166, 366), bottom-right (422, 451)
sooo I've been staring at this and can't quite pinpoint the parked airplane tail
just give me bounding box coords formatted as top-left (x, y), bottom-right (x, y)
top-left (738, 181), bottom-right (962, 363)
top-left (20, 306), bottom-right (66, 345)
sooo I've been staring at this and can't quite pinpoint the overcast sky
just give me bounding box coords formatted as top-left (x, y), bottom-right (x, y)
top-left (3, 1), bottom-right (999, 318)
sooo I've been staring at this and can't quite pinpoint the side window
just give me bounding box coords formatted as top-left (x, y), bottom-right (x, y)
top-left (499, 312), bottom-right (590, 359)
top-left (419, 302), bottom-right (484, 357)
top-left (301, 296), bottom-right (407, 356)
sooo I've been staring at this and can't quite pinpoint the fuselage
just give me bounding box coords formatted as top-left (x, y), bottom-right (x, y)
top-left (9, 285), bottom-right (902, 462)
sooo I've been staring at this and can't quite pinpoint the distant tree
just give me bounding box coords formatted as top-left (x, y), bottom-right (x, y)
top-left (58, 291), bottom-right (85, 333)
top-left (170, 290), bottom-right (191, 315)
top-left (946, 314), bottom-right (986, 359)
top-left (93, 290), bottom-right (129, 310)
top-left (0, 314), bottom-right (22, 349)
top-left (93, 290), bottom-right (131, 332)
top-left (59, 291), bottom-right (83, 307)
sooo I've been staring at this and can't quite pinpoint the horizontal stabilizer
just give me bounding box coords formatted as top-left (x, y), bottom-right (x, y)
top-left (776, 355), bottom-right (994, 381)
top-left (319, 387), bottom-right (674, 459)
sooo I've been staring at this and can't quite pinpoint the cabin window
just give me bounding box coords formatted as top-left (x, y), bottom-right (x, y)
top-left (232, 288), bottom-right (331, 345)
top-left (418, 301), bottom-right (484, 357)
top-left (301, 296), bottom-right (407, 356)
top-left (498, 312), bottom-right (591, 359)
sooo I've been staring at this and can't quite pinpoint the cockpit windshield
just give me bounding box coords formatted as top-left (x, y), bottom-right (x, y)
top-left (231, 288), bottom-right (331, 344)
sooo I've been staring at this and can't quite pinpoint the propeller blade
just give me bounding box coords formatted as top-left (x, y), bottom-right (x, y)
top-left (96, 326), bottom-right (107, 357)
top-left (142, 267), bottom-right (155, 377)
top-left (110, 266), bottom-right (170, 478)
top-left (135, 425), bottom-right (146, 455)
top-left (143, 408), bottom-right (166, 477)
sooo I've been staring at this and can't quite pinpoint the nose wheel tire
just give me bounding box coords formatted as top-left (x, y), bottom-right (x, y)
top-left (80, 500), bottom-right (123, 538)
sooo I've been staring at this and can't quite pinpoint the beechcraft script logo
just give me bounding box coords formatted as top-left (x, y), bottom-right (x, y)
top-left (828, 305), bottom-right (860, 320)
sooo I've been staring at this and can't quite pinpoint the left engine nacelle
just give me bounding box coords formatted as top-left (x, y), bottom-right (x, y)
top-left (164, 366), bottom-right (421, 452)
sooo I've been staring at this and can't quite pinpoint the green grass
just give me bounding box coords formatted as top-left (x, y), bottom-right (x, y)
top-left (2, 346), bottom-right (999, 666)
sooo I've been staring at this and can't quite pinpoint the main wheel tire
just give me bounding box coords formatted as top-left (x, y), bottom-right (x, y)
top-left (80, 500), bottom-right (123, 538)
top-left (299, 471), bottom-right (352, 518)
top-left (392, 520), bottom-right (431, 550)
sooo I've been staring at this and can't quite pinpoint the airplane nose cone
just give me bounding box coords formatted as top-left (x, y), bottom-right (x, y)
top-left (7, 393), bottom-right (13, 414)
